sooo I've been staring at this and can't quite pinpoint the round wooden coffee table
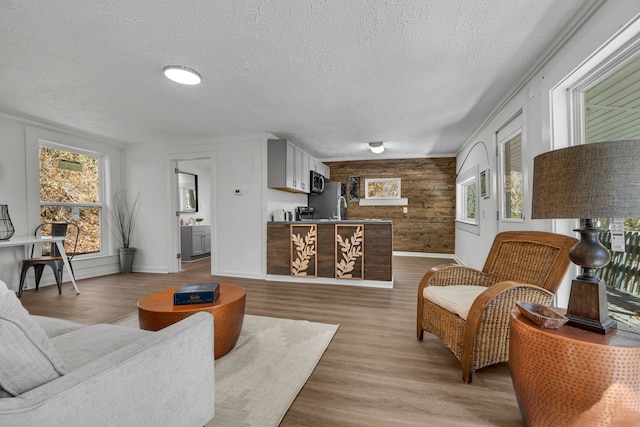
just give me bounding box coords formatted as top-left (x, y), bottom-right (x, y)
top-left (137, 283), bottom-right (246, 359)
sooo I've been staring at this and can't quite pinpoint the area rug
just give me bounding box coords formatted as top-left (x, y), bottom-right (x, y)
top-left (110, 312), bottom-right (339, 427)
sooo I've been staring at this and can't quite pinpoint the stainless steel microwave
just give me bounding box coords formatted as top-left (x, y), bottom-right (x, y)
top-left (310, 171), bottom-right (325, 194)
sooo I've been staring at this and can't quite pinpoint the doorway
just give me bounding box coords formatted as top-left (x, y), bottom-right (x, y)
top-left (167, 154), bottom-right (214, 274)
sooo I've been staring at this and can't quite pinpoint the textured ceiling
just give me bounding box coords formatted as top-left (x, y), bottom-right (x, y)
top-left (0, 0), bottom-right (589, 160)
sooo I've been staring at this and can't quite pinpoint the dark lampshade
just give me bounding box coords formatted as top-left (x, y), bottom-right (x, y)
top-left (532, 140), bottom-right (640, 220)
top-left (531, 140), bottom-right (640, 334)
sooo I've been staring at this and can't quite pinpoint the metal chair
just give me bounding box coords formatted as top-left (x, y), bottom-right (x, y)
top-left (18, 223), bottom-right (80, 297)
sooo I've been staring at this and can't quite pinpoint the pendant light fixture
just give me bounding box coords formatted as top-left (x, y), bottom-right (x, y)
top-left (163, 65), bottom-right (202, 85)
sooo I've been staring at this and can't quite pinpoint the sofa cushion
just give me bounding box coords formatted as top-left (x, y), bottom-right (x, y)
top-left (0, 280), bottom-right (66, 396)
top-left (32, 315), bottom-right (86, 338)
top-left (51, 324), bottom-right (152, 371)
top-left (422, 285), bottom-right (488, 320)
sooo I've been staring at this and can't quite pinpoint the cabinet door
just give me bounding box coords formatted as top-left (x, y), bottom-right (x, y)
top-left (204, 231), bottom-right (211, 254)
top-left (300, 152), bottom-right (310, 192)
top-left (293, 146), bottom-right (303, 190)
top-left (180, 227), bottom-right (193, 260)
top-left (285, 142), bottom-right (295, 189)
top-left (318, 162), bottom-right (330, 179)
top-left (192, 229), bottom-right (205, 256)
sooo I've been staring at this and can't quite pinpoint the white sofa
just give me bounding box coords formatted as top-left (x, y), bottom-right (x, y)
top-left (0, 280), bottom-right (215, 427)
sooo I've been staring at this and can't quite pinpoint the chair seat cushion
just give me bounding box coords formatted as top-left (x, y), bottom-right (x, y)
top-left (0, 280), bottom-right (66, 396)
top-left (422, 285), bottom-right (488, 320)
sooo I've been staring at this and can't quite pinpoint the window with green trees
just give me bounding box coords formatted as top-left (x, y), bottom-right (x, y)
top-left (39, 145), bottom-right (102, 255)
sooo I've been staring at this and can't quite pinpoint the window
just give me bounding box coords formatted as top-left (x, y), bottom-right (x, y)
top-left (500, 132), bottom-right (523, 220)
top-left (582, 52), bottom-right (640, 324)
top-left (39, 144), bottom-right (104, 255)
top-left (462, 178), bottom-right (477, 221)
top-left (584, 54), bottom-right (640, 232)
top-left (456, 166), bottom-right (479, 234)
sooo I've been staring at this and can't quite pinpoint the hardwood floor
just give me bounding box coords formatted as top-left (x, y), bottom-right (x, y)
top-left (19, 256), bottom-right (523, 426)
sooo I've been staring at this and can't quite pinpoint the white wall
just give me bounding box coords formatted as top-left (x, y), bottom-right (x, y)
top-left (0, 115), bottom-right (125, 291)
top-left (455, 1), bottom-right (640, 306)
top-left (124, 134), bottom-right (272, 279)
top-left (0, 117), bottom-right (29, 288)
top-left (266, 188), bottom-right (308, 221)
top-left (214, 138), bottom-right (267, 278)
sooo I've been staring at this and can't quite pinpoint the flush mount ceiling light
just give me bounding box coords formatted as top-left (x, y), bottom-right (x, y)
top-left (163, 65), bottom-right (202, 85)
top-left (369, 142), bottom-right (385, 154)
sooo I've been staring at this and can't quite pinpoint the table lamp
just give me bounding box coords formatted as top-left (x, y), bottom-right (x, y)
top-left (532, 140), bottom-right (640, 334)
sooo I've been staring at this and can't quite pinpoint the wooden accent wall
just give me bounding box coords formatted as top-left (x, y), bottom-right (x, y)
top-left (325, 158), bottom-right (455, 254)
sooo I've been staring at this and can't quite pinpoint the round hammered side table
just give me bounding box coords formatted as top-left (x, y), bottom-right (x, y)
top-left (509, 309), bottom-right (640, 426)
top-left (138, 283), bottom-right (246, 359)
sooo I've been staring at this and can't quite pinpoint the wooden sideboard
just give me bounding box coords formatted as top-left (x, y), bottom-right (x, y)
top-left (267, 221), bottom-right (392, 281)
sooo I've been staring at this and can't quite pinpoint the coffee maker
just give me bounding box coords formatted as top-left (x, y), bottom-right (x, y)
top-left (295, 206), bottom-right (315, 221)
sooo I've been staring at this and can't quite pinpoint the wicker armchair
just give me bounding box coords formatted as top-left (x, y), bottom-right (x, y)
top-left (417, 231), bottom-right (577, 383)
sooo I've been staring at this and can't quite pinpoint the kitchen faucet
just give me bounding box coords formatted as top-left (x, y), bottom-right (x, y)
top-left (336, 196), bottom-right (347, 221)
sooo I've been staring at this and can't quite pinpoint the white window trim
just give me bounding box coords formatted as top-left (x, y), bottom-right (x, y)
top-left (498, 129), bottom-right (524, 223)
top-left (24, 125), bottom-right (124, 261)
top-left (552, 17), bottom-right (640, 151)
top-left (549, 14), bottom-right (640, 307)
top-left (39, 140), bottom-right (107, 258)
top-left (456, 164), bottom-right (480, 235)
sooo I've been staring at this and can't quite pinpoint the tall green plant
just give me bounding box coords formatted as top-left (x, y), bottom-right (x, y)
top-left (112, 190), bottom-right (140, 248)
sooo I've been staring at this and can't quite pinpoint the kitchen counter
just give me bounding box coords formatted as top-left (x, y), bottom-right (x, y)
top-left (267, 221), bottom-right (393, 286)
top-left (269, 219), bottom-right (392, 224)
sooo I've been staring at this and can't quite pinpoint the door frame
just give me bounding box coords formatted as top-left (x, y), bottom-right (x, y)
top-left (165, 152), bottom-right (215, 273)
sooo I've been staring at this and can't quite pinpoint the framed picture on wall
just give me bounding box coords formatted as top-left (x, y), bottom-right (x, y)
top-left (348, 176), bottom-right (360, 201)
top-left (364, 178), bottom-right (401, 199)
top-left (480, 169), bottom-right (490, 198)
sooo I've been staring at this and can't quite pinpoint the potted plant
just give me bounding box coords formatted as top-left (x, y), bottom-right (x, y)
top-left (112, 189), bottom-right (140, 274)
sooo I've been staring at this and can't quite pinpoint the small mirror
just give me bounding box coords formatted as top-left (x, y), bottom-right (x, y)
top-left (178, 172), bottom-right (198, 213)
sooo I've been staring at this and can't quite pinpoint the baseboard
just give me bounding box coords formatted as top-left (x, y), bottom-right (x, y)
top-left (266, 274), bottom-right (394, 289)
top-left (393, 251), bottom-right (456, 260)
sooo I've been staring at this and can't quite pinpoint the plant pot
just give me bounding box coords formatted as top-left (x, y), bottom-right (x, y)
top-left (119, 247), bottom-right (136, 274)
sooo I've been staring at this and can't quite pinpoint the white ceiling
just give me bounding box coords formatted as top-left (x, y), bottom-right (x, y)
top-left (0, 0), bottom-right (590, 160)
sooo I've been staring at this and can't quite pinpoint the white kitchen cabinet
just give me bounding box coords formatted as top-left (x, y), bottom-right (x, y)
top-left (299, 150), bottom-right (310, 192)
top-left (181, 225), bottom-right (211, 261)
top-left (308, 158), bottom-right (329, 179)
top-left (314, 161), bottom-right (330, 179)
top-left (268, 139), bottom-right (312, 193)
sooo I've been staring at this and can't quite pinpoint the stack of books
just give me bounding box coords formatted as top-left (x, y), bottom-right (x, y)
top-left (173, 282), bottom-right (220, 306)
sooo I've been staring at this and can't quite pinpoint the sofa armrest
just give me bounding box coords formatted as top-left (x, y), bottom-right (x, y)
top-left (0, 311), bottom-right (215, 427)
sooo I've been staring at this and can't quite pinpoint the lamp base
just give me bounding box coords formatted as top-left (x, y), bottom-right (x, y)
top-left (566, 276), bottom-right (617, 334)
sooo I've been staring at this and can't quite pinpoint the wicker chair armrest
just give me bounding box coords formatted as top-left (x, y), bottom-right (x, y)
top-left (420, 265), bottom-right (493, 290)
top-left (460, 281), bottom-right (554, 379)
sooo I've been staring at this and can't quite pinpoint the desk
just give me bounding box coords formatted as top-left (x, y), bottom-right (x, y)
top-left (0, 236), bottom-right (80, 294)
top-left (509, 309), bottom-right (640, 426)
